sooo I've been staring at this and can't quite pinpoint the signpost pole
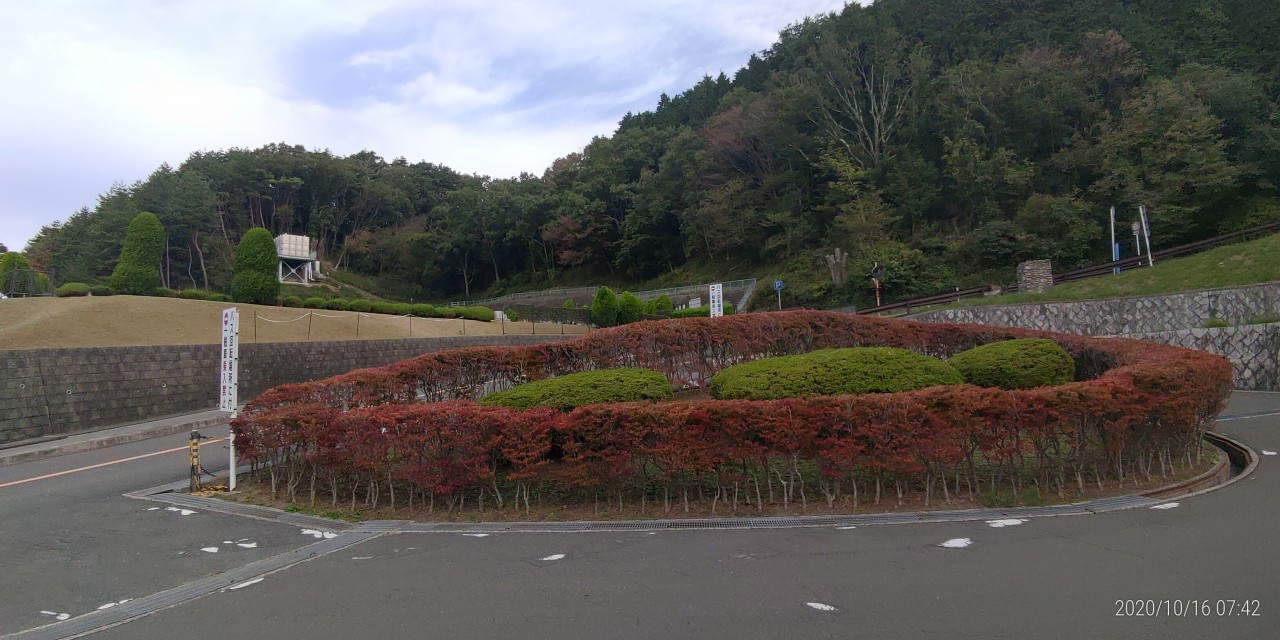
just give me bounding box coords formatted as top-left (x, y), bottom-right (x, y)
top-left (220, 308), bottom-right (240, 491)
top-left (774, 279), bottom-right (784, 310)
top-left (1139, 205), bottom-right (1154, 267)
top-left (709, 283), bottom-right (724, 318)
top-left (1110, 206), bottom-right (1119, 274)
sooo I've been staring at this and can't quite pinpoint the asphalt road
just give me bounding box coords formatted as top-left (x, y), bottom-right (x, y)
top-left (0, 425), bottom-right (314, 635)
top-left (3, 395), bottom-right (1278, 639)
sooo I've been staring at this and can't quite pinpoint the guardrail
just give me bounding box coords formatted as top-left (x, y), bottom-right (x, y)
top-left (849, 220), bottom-right (1280, 316)
top-left (447, 278), bottom-right (757, 308)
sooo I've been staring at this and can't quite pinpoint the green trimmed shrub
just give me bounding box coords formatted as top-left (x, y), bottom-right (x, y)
top-left (178, 289), bottom-right (224, 300)
top-left (110, 212), bottom-right (164, 295)
top-left (479, 368), bottom-right (673, 410)
top-left (616, 292), bottom-right (642, 324)
top-left (948, 339), bottom-right (1075, 390)
top-left (55, 282), bottom-right (91, 297)
top-left (156, 287), bottom-right (179, 298)
top-left (0, 251), bottom-right (31, 291)
top-left (370, 301), bottom-right (397, 314)
top-left (503, 307), bottom-right (520, 321)
top-left (230, 228), bottom-right (280, 305)
top-left (437, 306), bottom-right (457, 318)
top-left (457, 306), bottom-right (495, 322)
top-left (326, 299), bottom-right (351, 311)
top-left (711, 347), bottom-right (963, 400)
top-left (410, 303), bottom-right (438, 318)
top-left (591, 287), bottom-right (618, 327)
top-left (281, 295), bottom-right (303, 307)
top-left (348, 299), bottom-right (372, 313)
top-left (562, 299), bottom-right (576, 309)
top-left (651, 294), bottom-right (673, 314)
top-left (209, 293), bottom-right (232, 302)
top-left (392, 302), bottom-right (413, 315)
top-left (303, 297), bottom-right (327, 309)
top-left (89, 285), bottom-right (113, 296)
top-left (671, 301), bottom-right (735, 318)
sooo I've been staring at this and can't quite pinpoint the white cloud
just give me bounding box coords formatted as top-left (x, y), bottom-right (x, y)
top-left (0, 0), bottom-right (853, 250)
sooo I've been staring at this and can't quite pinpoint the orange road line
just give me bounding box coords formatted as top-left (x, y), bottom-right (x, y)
top-left (0, 437), bottom-right (228, 489)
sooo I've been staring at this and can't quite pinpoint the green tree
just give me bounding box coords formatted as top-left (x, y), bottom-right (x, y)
top-left (590, 286), bottom-right (619, 327)
top-left (616, 291), bottom-right (642, 324)
top-left (110, 212), bottom-right (164, 295)
top-left (1, 251), bottom-right (31, 294)
top-left (230, 228), bottom-right (280, 304)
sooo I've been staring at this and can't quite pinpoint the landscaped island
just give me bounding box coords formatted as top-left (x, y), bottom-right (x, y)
top-left (231, 311), bottom-right (1232, 519)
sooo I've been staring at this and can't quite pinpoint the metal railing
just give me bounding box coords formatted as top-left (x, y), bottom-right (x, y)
top-left (848, 220), bottom-right (1280, 317)
top-left (448, 278), bottom-right (757, 308)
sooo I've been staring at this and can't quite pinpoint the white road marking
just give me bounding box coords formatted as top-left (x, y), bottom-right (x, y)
top-left (39, 611), bottom-right (57, 616)
top-left (837, 526), bottom-right (858, 530)
top-left (940, 538), bottom-right (973, 549)
top-left (462, 533), bottom-right (490, 537)
top-left (806, 602), bottom-right (838, 612)
top-left (164, 507), bottom-right (196, 516)
top-left (1262, 450), bottom-right (1277, 456)
top-left (301, 529), bottom-right (338, 539)
top-left (145, 507), bottom-right (160, 511)
top-left (228, 577), bottom-right (264, 591)
top-left (540, 554), bottom-right (566, 561)
top-left (56, 613), bottom-right (70, 621)
top-left (236, 542), bottom-right (258, 548)
top-left (352, 556), bottom-right (374, 560)
top-left (1150, 502), bottom-right (1180, 510)
top-left (986, 519), bottom-right (1028, 528)
top-left (200, 547), bottom-right (219, 553)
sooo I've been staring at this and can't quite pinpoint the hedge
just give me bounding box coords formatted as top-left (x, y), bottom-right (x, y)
top-left (55, 282), bottom-right (91, 297)
top-left (370, 301), bottom-right (397, 314)
top-left (235, 311), bottom-right (1232, 513)
top-left (711, 347), bottom-right (963, 400)
top-left (178, 289), bottom-right (229, 302)
top-left (89, 285), bottom-right (113, 296)
top-left (456, 306), bottom-right (495, 322)
top-left (349, 299), bottom-right (373, 313)
top-left (480, 368), bottom-right (672, 410)
top-left (949, 338), bottom-right (1076, 390)
top-left (281, 296), bottom-right (304, 308)
top-left (303, 297), bottom-right (327, 309)
top-left (110, 212), bottom-right (164, 295)
top-left (410, 303), bottom-right (437, 318)
top-left (326, 299), bottom-right (351, 311)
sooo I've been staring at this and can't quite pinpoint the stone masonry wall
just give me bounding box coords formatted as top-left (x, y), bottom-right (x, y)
top-left (908, 282), bottom-right (1280, 391)
top-left (0, 335), bottom-right (569, 446)
top-left (911, 281), bottom-right (1280, 335)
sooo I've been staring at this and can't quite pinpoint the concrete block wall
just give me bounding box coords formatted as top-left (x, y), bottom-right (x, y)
top-left (0, 334), bottom-right (569, 446)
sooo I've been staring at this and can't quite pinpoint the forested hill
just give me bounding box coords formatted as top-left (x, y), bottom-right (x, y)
top-left (24, 0), bottom-right (1280, 308)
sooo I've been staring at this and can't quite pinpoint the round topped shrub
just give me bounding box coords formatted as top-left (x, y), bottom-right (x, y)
top-left (230, 228), bottom-right (280, 305)
top-left (325, 299), bottom-right (350, 311)
top-left (711, 347), bottom-right (963, 400)
top-left (110, 212), bottom-right (164, 295)
top-left (348, 299), bottom-right (372, 313)
top-left (948, 338), bottom-right (1075, 390)
top-left (479, 368), bottom-right (673, 410)
top-left (281, 295), bottom-right (303, 308)
top-left (303, 297), bottom-right (327, 309)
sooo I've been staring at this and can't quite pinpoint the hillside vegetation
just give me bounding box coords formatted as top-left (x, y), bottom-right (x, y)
top-left (21, 0), bottom-right (1280, 311)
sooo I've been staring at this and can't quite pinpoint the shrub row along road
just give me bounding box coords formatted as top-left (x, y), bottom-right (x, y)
top-left (3, 395), bottom-right (1278, 639)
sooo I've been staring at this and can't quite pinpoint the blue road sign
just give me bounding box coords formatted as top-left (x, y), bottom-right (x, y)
top-left (774, 280), bottom-right (784, 291)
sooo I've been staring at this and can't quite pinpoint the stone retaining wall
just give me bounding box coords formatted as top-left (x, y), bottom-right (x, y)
top-left (0, 335), bottom-right (569, 446)
top-left (911, 281), bottom-right (1280, 334)
top-left (907, 282), bottom-right (1280, 391)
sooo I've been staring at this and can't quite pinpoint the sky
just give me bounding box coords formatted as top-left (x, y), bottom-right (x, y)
top-left (0, 0), bottom-right (854, 252)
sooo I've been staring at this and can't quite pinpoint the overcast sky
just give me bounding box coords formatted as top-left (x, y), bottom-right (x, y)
top-left (0, 0), bottom-right (853, 251)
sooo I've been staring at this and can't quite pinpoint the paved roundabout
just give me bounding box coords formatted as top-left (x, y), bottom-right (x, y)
top-left (2, 393), bottom-right (1275, 640)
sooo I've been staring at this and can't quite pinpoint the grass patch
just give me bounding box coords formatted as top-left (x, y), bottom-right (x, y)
top-left (942, 231), bottom-right (1280, 309)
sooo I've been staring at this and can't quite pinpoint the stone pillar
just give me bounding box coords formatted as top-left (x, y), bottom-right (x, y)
top-left (1016, 260), bottom-right (1053, 294)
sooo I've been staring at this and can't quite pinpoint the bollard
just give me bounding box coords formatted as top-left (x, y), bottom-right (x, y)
top-left (188, 431), bottom-right (202, 492)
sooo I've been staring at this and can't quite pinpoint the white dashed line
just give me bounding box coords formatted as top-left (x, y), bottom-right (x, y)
top-left (1262, 450), bottom-right (1277, 456)
top-left (462, 533), bottom-right (490, 538)
top-left (301, 529), bottom-right (338, 539)
top-left (540, 554), bottom-right (566, 561)
top-left (200, 547), bottom-right (219, 553)
top-left (1150, 502), bottom-right (1180, 510)
top-left (986, 519), bottom-right (1028, 528)
top-left (806, 602), bottom-right (838, 612)
top-left (228, 577), bottom-right (264, 591)
top-left (940, 538), bottom-right (973, 549)
top-left (164, 507), bottom-right (196, 516)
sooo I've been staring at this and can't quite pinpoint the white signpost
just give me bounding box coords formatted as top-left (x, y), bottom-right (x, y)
top-left (220, 308), bottom-right (240, 490)
top-left (709, 283), bottom-right (724, 318)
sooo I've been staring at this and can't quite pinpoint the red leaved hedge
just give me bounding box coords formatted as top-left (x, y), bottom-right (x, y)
top-left (233, 311), bottom-right (1232, 513)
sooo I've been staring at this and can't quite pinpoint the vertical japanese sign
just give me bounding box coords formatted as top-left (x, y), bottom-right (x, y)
top-left (709, 283), bottom-right (724, 318)
top-left (219, 308), bottom-right (239, 412)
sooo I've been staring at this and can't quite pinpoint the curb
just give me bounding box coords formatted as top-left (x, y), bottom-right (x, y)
top-left (135, 433), bottom-right (1255, 535)
top-left (0, 414), bottom-right (229, 467)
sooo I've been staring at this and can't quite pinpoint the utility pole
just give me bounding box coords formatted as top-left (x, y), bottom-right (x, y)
top-left (1139, 205), bottom-right (1154, 267)
top-left (1110, 206), bottom-right (1119, 274)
